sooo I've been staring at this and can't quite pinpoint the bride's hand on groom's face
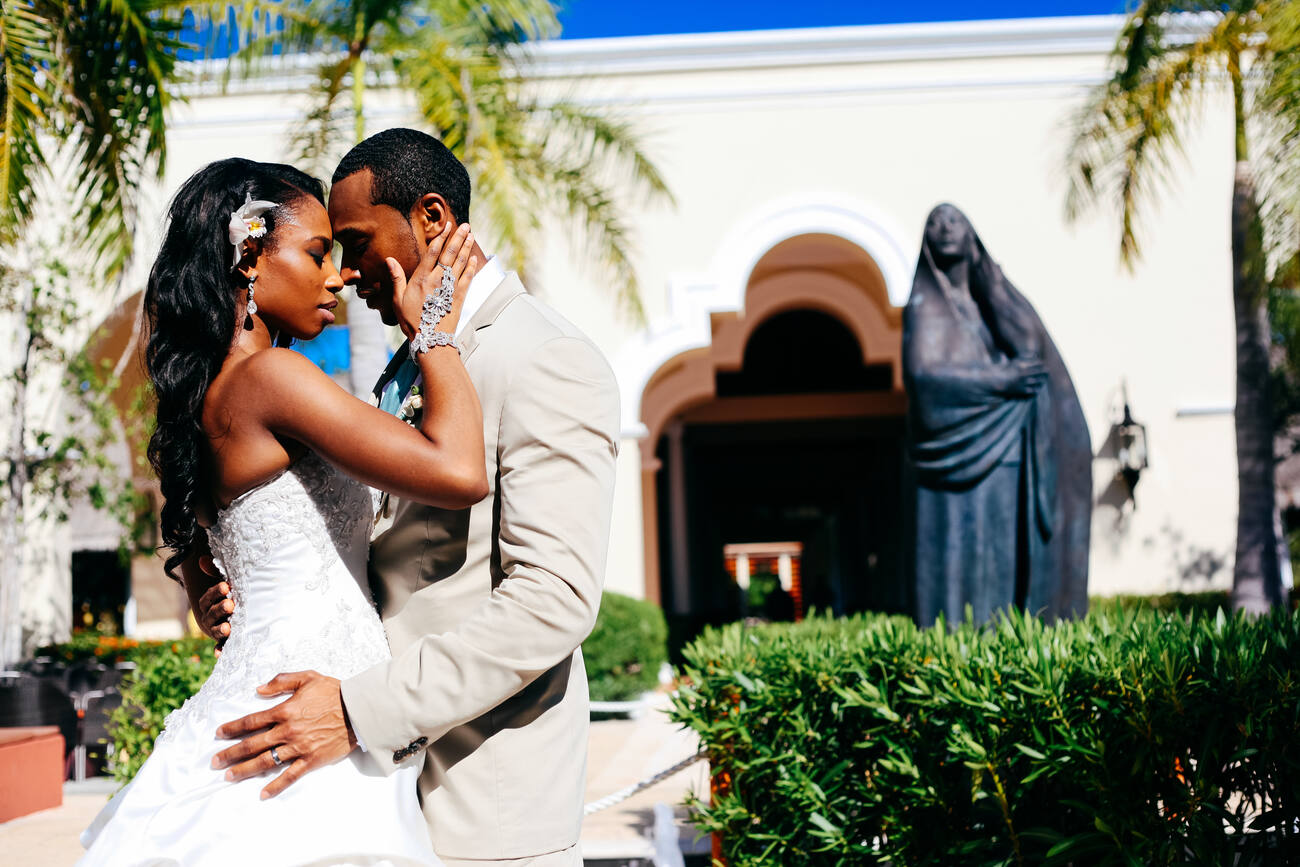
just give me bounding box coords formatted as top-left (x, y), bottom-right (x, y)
top-left (387, 221), bottom-right (477, 340)
top-left (212, 670), bottom-right (357, 799)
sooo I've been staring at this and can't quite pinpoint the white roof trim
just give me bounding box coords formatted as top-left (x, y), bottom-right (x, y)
top-left (174, 13), bottom-right (1225, 98)
top-left (523, 15), bottom-right (1132, 78)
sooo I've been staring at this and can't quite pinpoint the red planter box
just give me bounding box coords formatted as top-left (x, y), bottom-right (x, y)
top-left (0, 726), bottom-right (64, 822)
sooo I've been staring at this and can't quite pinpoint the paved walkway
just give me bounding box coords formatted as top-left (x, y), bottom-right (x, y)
top-left (0, 778), bottom-right (114, 866)
top-left (582, 694), bottom-right (712, 863)
top-left (0, 696), bottom-right (709, 866)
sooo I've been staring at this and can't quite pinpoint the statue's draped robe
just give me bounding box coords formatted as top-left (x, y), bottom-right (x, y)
top-left (903, 219), bottom-right (1091, 624)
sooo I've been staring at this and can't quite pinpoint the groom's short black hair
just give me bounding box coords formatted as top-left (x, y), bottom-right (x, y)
top-left (331, 128), bottom-right (471, 224)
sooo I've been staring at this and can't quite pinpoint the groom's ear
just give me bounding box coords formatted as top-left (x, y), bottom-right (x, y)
top-left (411, 192), bottom-right (453, 241)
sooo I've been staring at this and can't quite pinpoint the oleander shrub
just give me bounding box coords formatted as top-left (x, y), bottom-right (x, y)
top-left (583, 591), bottom-right (669, 702)
top-left (670, 608), bottom-right (1300, 866)
top-left (104, 639), bottom-right (216, 784)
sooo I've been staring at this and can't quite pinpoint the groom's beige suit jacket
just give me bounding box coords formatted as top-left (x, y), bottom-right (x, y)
top-left (340, 273), bottom-right (620, 862)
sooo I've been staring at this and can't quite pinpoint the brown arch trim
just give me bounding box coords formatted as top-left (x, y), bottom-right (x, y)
top-left (640, 270), bottom-right (904, 467)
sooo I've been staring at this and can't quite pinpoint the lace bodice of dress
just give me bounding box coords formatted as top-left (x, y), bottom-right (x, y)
top-left (157, 452), bottom-right (390, 744)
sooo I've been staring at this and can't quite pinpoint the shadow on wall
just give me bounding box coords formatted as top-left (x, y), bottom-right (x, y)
top-left (1092, 414), bottom-right (1230, 591)
top-left (1092, 417), bottom-right (1136, 542)
top-left (1158, 524), bottom-right (1230, 589)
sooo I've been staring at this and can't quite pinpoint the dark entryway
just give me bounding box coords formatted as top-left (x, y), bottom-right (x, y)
top-left (71, 550), bottom-right (130, 635)
top-left (653, 309), bottom-right (906, 654)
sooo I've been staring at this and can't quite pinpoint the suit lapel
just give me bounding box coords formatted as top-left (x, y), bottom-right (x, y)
top-left (458, 274), bottom-right (526, 365)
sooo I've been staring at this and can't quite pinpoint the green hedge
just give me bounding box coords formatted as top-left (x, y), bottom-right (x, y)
top-left (104, 639), bottom-right (216, 784)
top-left (583, 591), bottom-right (669, 702)
top-left (669, 608), bottom-right (1300, 866)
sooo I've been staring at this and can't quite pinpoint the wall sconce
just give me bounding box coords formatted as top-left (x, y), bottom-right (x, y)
top-left (1116, 383), bottom-right (1149, 500)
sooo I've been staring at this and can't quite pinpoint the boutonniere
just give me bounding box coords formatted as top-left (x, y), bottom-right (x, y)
top-left (397, 385), bottom-right (423, 426)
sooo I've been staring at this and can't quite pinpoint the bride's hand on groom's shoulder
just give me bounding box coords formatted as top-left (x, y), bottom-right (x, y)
top-left (211, 670), bottom-right (358, 799)
top-left (388, 221), bottom-right (477, 340)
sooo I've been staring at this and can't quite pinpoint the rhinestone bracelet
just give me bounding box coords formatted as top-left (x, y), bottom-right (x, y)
top-left (409, 265), bottom-right (459, 359)
top-left (410, 325), bottom-right (459, 359)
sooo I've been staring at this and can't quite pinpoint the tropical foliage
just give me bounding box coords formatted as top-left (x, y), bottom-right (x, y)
top-left (228, 0), bottom-right (671, 320)
top-left (0, 0), bottom-right (190, 277)
top-left (0, 0), bottom-right (195, 668)
top-left (1065, 1), bottom-right (1300, 611)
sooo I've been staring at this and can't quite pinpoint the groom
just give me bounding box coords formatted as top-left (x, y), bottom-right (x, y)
top-left (195, 128), bottom-right (620, 866)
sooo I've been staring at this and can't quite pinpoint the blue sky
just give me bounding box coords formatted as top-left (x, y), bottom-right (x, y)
top-left (553, 1), bottom-right (1129, 39)
top-left (184, 2), bottom-right (1131, 57)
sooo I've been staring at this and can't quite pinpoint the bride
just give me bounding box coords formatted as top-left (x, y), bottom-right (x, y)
top-left (79, 158), bottom-right (486, 866)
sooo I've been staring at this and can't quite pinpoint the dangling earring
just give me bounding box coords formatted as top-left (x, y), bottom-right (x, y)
top-left (244, 274), bottom-right (258, 331)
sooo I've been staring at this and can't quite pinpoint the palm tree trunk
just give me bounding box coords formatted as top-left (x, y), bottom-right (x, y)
top-left (1231, 161), bottom-right (1283, 613)
top-left (1227, 43), bottom-right (1283, 612)
top-left (0, 290), bottom-right (33, 669)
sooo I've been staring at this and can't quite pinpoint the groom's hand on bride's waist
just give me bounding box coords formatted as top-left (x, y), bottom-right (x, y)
top-left (211, 670), bottom-right (359, 799)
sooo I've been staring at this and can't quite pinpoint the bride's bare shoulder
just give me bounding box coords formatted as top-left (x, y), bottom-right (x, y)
top-left (205, 348), bottom-right (334, 429)
top-left (235, 347), bottom-right (335, 394)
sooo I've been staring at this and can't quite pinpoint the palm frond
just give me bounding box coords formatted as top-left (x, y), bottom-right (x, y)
top-left (225, 0), bottom-right (666, 320)
top-left (461, 82), bottom-right (544, 274)
top-left (1255, 0), bottom-right (1300, 268)
top-left (223, 0), bottom-right (339, 83)
top-left (0, 2), bottom-right (56, 246)
top-left (1064, 5), bottom-right (1238, 265)
top-left (402, 28), bottom-right (535, 254)
top-left (430, 0), bottom-right (558, 45)
top-left (54, 0), bottom-right (189, 280)
top-left (536, 100), bottom-right (675, 205)
top-left (286, 56), bottom-right (354, 174)
top-left (539, 154), bottom-right (645, 320)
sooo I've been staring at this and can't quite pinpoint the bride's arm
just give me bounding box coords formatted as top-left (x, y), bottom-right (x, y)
top-left (240, 226), bottom-right (488, 508)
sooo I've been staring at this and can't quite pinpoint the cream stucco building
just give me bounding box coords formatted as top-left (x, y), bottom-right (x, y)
top-left (18, 14), bottom-right (1251, 649)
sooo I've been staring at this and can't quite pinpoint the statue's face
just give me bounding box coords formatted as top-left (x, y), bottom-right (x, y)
top-left (925, 205), bottom-right (971, 263)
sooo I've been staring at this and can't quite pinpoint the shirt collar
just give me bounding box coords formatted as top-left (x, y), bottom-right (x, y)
top-left (454, 255), bottom-right (506, 338)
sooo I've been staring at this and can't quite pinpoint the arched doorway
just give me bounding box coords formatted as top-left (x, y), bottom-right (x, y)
top-left (639, 233), bottom-right (906, 644)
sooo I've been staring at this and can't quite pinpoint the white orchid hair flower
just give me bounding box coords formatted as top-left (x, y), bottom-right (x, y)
top-left (228, 192), bottom-right (279, 268)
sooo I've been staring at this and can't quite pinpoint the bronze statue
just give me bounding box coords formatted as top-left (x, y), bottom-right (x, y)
top-left (903, 204), bottom-right (1091, 624)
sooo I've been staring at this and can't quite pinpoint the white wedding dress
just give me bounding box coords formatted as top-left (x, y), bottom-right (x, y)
top-left (79, 452), bottom-right (441, 867)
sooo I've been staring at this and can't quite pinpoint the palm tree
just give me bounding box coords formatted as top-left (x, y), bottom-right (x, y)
top-left (228, 0), bottom-right (672, 394)
top-left (1066, 1), bottom-right (1300, 613)
top-left (0, 0), bottom-right (192, 668)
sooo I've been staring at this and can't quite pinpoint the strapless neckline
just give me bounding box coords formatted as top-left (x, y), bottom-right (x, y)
top-left (217, 451), bottom-right (313, 515)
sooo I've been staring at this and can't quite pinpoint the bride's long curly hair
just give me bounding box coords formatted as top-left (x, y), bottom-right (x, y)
top-left (145, 158), bottom-right (325, 579)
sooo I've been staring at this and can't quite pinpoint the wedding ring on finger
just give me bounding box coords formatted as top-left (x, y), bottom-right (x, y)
top-left (270, 746), bottom-right (284, 767)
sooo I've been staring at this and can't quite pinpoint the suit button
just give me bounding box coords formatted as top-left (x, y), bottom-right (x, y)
top-left (392, 749), bottom-right (406, 764)
top-left (414, 737), bottom-right (428, 747)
